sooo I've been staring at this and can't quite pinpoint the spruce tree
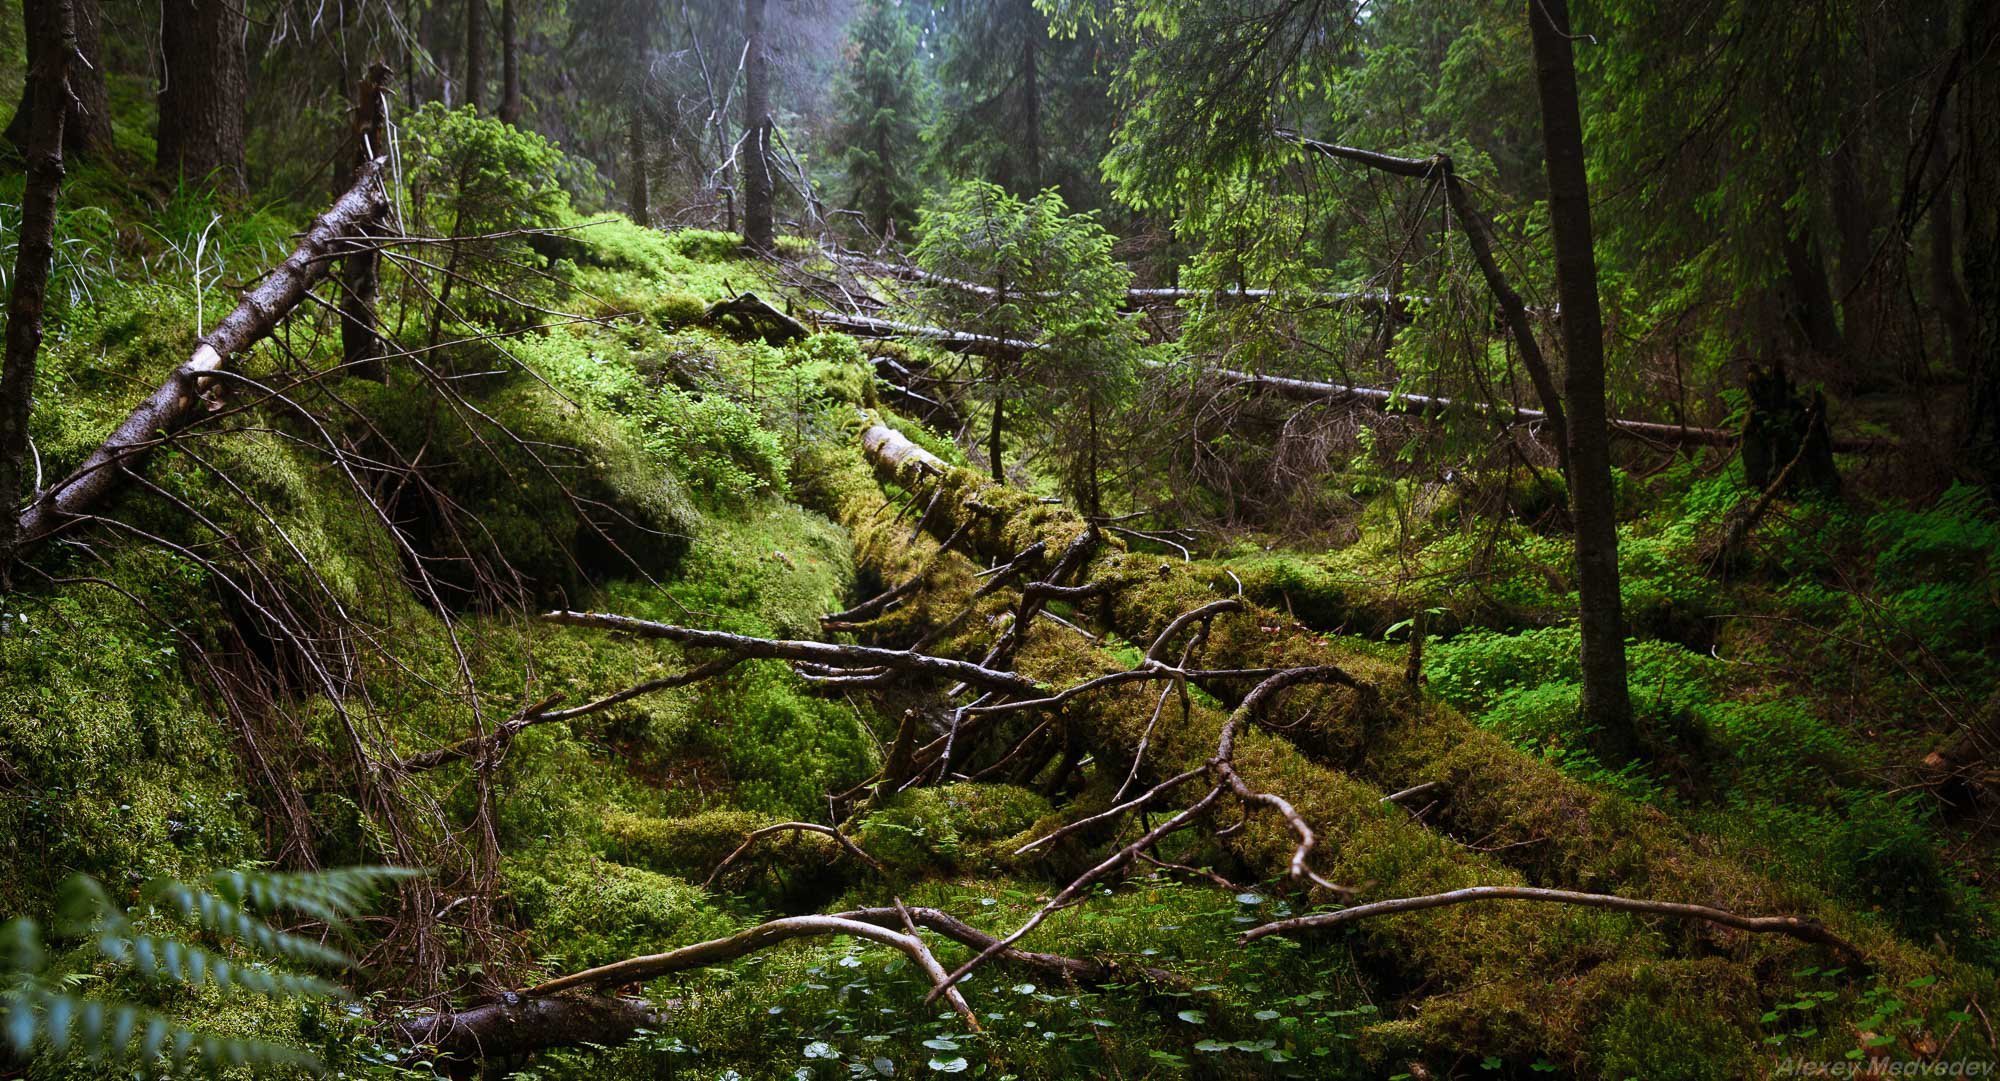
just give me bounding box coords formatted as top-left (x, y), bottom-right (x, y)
top-left (832, 0), bottom-right (923, 239)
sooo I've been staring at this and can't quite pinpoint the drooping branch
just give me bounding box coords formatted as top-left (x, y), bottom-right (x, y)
top-left (543, 610), bottom-right (1050, 696)
top-left (1278, 130), bottom-right (1570, 470)
top-left (1240, 885), bottom-right (1866, 960)
top-left (14, 158), bottom-right (392, 549)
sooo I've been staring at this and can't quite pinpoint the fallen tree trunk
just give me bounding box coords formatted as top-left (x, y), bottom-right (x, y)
top-left (399, 992), bottom-right (666, 1065)
top-left (813, 415), bottom-right (1912, 1061)
top-left (831, 251), bottom-right (1425, 315)
top-left (841, 413), bottom-right (1955, 1028)
top-left (13, 157), bottom-right (392, 549)
top-left (832, 307), bottom-right (1892, 453)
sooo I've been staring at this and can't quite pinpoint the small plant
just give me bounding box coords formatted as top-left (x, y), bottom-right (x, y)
top-left (2, 866), bottom-right (410, 1073)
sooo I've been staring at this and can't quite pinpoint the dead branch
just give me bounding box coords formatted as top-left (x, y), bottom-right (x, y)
top-left (522, 914), bottom-right (979, 1027)
top-left (14, 157), bottom-right (392, 549)
top-left (1240, 885), bottom-right (1866, 961)
top-left (543, 609), bottom-right (1049, 696)
top-left (705, 821), bottom-right (887, 887)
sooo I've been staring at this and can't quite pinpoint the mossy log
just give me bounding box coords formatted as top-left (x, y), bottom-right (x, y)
top-left (836, 412), bottom-right (1990, 1069)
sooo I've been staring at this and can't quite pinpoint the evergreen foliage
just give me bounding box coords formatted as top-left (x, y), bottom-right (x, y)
top-left (832, 0), bottom-right (925, 239)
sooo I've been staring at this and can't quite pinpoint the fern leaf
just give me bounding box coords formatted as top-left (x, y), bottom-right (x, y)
top-left (2, 988), bottom-right (321, 1072)
top-left (106, 934), bottom-right (344, 999)
top-left (148, 883), bottom-right (350, 969)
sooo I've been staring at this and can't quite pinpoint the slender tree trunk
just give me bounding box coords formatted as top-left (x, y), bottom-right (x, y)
top-left (340, 62), bottom-right (393, 382)
top-left (1529, 0), bottom-right (1634, 756)
top-left (1780, 214), bottom-right (1845, 356)
top-left (5, 0), bottom-right (107, 158)
top-left (465, 0), bottom-right (486, 111)
top-left (988, 397), bottom-right (1004, 481)
top-left (0, 0), bottom-right (71, 586)
top-left (1931, 115), bottom-right (1973, 379)
top-left (1830, 144), bottom-right (1881, 367)
top-left (1020, 0), bottom-right (1041, 192)
top-left (741, 0), bottom-right (774, 250)
top-left (626, 100), bottom-right (650, 225)
top-left (1961, 0), bottom-right (2000, 485)
top-left (498, 0), bottom-right (521, 123)
top-left (156, 0), bottom-right (248, 193)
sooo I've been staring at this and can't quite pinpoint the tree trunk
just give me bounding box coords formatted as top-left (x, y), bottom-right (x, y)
top-left (741, 0), bottom-right (774, 250)
top-left (1780, 214), bottom-right (1845, 356)
top-left (626, 99), bottom-right (650, 225)
top-left (156, 0), bottom-right (248, 193)
top-left (1963, 0), bottom-right (2000, 486)
top-left (988, 397), bottom-right (1004, 481)
top-left (464, 0), bottom-right (486, 111)
top-left (1529, 0), bottom-right (1634, 757)
top-left (340, 62), bottom-right (394, 382)
top-left (1930, 124), bottom-right (1973, 379)
top-left (4, 0), bottom-right (108, 159)
top-left (498, 0), bottom-right (521, 123)
top-left (1830, 143), bottom-right (1881, 367)
top-left (1020, 0), bottom-right (1041, 192)
top-left (0, 0), bottom-right (72, 586)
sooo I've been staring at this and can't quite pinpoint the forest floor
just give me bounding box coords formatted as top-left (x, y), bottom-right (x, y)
top-left (1, 170), bottom-right (1996, 1080)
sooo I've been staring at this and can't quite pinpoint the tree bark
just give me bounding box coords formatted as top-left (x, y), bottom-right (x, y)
top-left (13, 161), bottom-right (391, 549)
top-left (156, 0), bottom-right (248, 193)
top-left (625, 98), bottom-right (650, 225)
top-left (1959, 0), bottom-right (2000, 485)
top-left (464, 0), bottom-right (486, 111)
top-left (1930, 119), bottom-right (1972, 378)
top-left (1019, 0), bottom-right (1041, 191)
top-left (741, 0), bottom-right (774, 250)
top-left (340, 62), bottom-right (394, 382)
top-left (1780, 214), bottom-right (1845, 356)
top-left (0, 0), bottom-right (72, 586)
top-left (1830, 142), bottom-right (1881, 366)
top-left (1529, 0), bottom-right (1634, 757)
top-left (4, 0), bottom-right (108, 159)
top-left (498, 0), bottom-right (522, 123)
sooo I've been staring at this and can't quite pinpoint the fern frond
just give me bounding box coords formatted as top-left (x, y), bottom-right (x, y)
top-left (203, 866), bottom-right (417, 927)
top-left (99, 934), bottom-right (346, 999)
top-left (3, 986), bottom-right (321, 1071)
top-left (146, 882), bottom-right (351, 969)
top-left (0, 918), bottom-right (42, 975)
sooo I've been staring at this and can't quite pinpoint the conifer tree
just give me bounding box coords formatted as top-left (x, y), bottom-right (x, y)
top-left (832, 0), bottom-right (923, 239)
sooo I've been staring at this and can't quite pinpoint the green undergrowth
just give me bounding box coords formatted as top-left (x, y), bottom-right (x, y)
top-left (511, 875), bottom-right (1382, 1080)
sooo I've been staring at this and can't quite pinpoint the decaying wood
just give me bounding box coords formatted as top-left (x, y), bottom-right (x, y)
top-left (13, 157), bottom-right (392, 550)
top-left (543, 609), bottom-right (1051, 696)
top-left (1241, 885), bottom-right (1866, 960)
top-left (399, 903), bottom-right (1167, 1063)
top-left (705, 290), bottom-right (807, 342)
top-left (400, 992), bottom-right (667, 1065)
top-left (830, 251), bottom-right (1418, 314)
top-left (519, 913), bottom-right (977, 1027)
top-left (835, 309), bottom-right (1891, 453)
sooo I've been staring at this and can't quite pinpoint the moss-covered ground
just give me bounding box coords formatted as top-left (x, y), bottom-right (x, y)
top-left (2, 142), bottom-right (1995, 1081)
